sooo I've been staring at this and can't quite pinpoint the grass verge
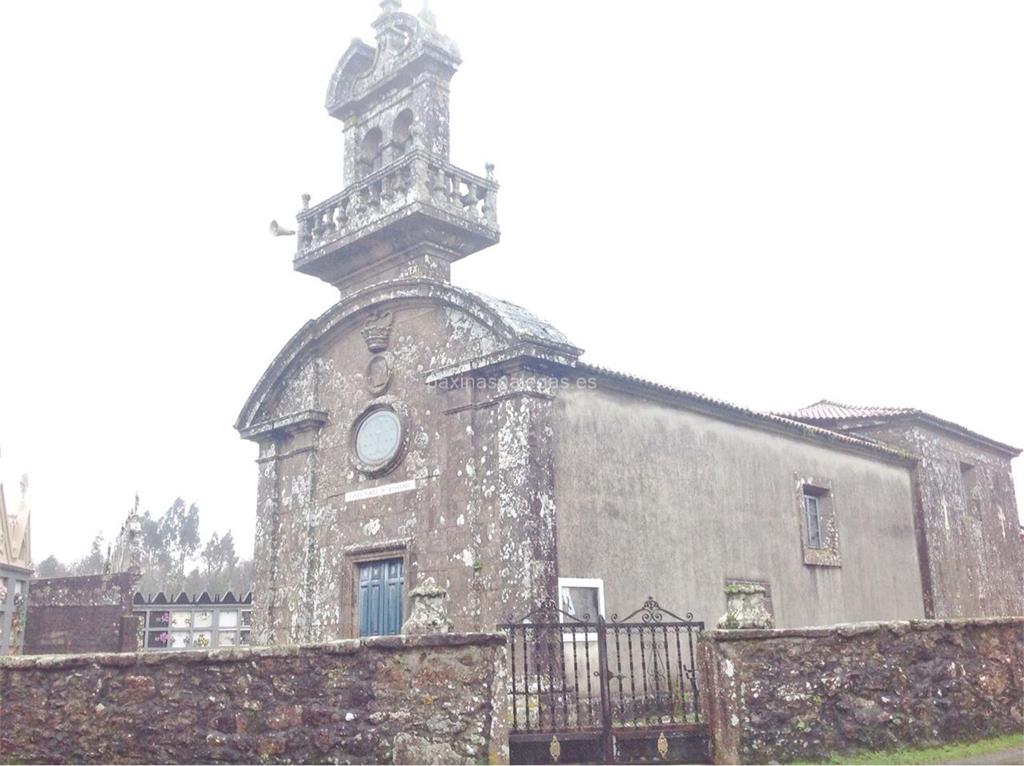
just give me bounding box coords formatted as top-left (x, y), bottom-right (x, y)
top-left (806, 732), bottom-right (1024, 765)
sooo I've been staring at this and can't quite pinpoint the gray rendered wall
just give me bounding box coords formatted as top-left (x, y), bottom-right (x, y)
top-left (553, 385), bottom-right (925, 628)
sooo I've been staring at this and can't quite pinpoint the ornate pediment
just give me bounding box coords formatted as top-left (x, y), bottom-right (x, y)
top-left (325, 41), bottom-right (376, 119)
top-left (326, 6), bottom-right (461, 121)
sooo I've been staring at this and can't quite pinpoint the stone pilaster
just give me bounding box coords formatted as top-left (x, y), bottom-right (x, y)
top-left (479, 367), bottom-right (559, 627)
top-left (252, 442), bottom-right (282, 645)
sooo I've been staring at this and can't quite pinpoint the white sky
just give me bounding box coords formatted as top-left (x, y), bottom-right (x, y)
top-left (1, 1), bottom-right (1021, 564)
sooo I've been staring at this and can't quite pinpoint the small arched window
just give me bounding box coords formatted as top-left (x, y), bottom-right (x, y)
top-left (392, 109), bottom-right (414, 157)
top-left (360, 127), bottom-right (383, 174)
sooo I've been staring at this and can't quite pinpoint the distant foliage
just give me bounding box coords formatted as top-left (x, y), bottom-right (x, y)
top-left (37, 537), bottom-right (107, 578)
top-left (37, 498), bottom-right (253, 596)
top-left (77, 535), bottom-right (107, 577)
top-left (34, 554), bottom-right (69, 578)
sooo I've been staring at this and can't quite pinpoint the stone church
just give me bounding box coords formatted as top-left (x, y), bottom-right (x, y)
top-left (236, 2), bottom-right (1022, 645)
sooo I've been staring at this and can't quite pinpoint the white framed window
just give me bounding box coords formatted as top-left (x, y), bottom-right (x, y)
top-left (795, 474), bottom-right (841, 567)
top-left (803, 493), bottom-right (822, 549)
top-left (558, 577), bottom-right (605, 628)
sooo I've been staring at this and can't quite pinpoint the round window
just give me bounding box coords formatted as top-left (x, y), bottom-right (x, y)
top-left (354, 409), bottom-right (403, 466)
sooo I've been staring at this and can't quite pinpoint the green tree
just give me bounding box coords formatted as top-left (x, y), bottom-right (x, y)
top-left (36, 497), bottom-right (255, 597)
top-left (158, 498), bottom-right (201, 588)
top-left (69, 534), bottom-right (106, 576)
top-left (34, 554), bottom-right (69, 578)
top-left (182, 567), bottom-right (204, 595)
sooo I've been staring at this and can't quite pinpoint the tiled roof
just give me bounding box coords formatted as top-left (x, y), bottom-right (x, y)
top-left (575, 364), bottom-right (914, 462)
top-left (776, 400), bottom-right (917, 421)
top-left (777, 400), bottom-right (1021, 457)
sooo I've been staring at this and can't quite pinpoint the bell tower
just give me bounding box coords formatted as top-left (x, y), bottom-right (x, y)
top-left (292, 1), bottom-right (499, 295)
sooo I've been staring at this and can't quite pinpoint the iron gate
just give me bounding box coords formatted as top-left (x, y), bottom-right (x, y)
top-left (499, 597), bottom-right (706, 764)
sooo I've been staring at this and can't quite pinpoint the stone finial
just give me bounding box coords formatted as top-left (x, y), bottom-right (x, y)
top-left (418, 0), bottom-right (437, 26)
top-left (379, 0), bottom-right (401, 14)
top-left (401, 577), bottom-right (453, 635)
top-left (301, 193), bottom-right (311, 210)
top-left (110, 493), bottom-right (145, 575)
top-left (717, 581), bottom-right (775, 630)
top-left (485, 162), bottom-right (495, 181)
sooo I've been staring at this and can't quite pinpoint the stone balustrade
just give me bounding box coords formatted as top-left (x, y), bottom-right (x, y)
top-left (296, 151), bottom-right (498, 260)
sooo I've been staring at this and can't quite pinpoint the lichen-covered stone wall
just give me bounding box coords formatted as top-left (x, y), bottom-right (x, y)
top-left (0, 632), bottom-right (509, 765)
top-left (698, 617), bottom-right (1024, 764)
top-left (241, 282), bottom-right (574, 644)
top-left (23, 573), bottom-right (138, 655)
top-left (855, 422), bottom-right (1023, 619)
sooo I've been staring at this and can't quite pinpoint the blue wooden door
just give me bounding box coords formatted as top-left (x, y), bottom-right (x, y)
top-left (358, 558), bottom-right (404, 636)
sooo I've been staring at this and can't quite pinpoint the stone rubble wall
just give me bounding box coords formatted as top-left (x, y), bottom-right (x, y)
top-left (24, 573), bottom-right (138, 655)
top-left (698, 617), bottom-right (1024, 764)
top-left (0, 632), bottom-right (509, 765)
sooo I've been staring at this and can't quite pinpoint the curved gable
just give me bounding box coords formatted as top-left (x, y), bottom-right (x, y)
top-left (325, 40), bottom-right (375, 119)
top-left (235, 279), bottom-right (580, 438)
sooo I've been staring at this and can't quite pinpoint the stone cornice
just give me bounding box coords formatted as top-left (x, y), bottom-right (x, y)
top-left (425, 344), bottom-right (580, 386)
top-left (0, 632), bottom-right (507, 670)
top-left (0, 562), bottom-right (33, 576)
top-left (342, 537), bottom-right (412, 557)
top-left (238, 409), bottom-right (328, 442)
top-left (700, 615), bottom-right (1024, 642)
